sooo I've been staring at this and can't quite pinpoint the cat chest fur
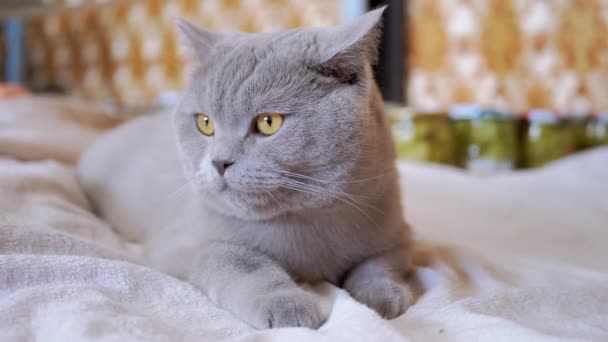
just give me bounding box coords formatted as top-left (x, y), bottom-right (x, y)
top-left (227, 211), bottom-right (404, 285)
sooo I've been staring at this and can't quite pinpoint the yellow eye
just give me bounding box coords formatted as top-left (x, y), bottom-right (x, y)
top-left (256, 113), bottom-right (284, 136)
top-left (196, 114), bottom-right (215, 136)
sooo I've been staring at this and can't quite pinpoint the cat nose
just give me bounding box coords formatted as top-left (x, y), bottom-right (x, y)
top-left (212, 159), bottom-right (234, 176)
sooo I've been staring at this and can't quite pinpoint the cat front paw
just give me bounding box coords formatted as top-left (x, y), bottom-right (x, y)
top-left (348, 278), bottom-right (413, 319)
top-left (253, 289), bottom-right (324, 329)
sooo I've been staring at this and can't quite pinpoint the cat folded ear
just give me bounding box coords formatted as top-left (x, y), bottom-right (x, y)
top-left (175, 19), bottom-right (221, 61)
top-left (314, 7), bottom-right (385, 84)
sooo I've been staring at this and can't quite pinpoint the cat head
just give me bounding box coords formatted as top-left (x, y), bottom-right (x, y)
top-left (173, 8), bottom-right (387, 220)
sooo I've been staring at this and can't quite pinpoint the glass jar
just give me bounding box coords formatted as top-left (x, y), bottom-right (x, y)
top-left (565, 116), bottom-right (593, 151)
top-left (450, 105), bottom-right (519, 173)
top-left (388, 106), bottom-right (455, 165)
top-left (523, 109), bottom-right (576, 168)
top-left (588, 114), bottom-right (608, 147)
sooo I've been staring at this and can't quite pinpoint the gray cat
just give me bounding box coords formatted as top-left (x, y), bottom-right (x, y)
top-left (78, 7), bottom-right (414, 329)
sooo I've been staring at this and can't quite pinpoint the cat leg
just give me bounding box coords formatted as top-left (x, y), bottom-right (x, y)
top-left (188, 241), bottom-right (324, 329)
top-left (343, 247), bottom-right (414, 319)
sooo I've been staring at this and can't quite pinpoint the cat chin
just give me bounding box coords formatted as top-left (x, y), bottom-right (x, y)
top-left (210, 201), bottom-right (286, 221)
top-left (231, 208), bottom-right (285, 221)
top-left (210, 193), bottom-right (343, 222)
top-left (197, 190), bottom-right (287, 221)
top-left (194, 182), bottom-right (334, 221)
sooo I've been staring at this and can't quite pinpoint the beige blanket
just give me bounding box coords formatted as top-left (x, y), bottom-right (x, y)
top-left (1, 97), bottom-right (607, 341)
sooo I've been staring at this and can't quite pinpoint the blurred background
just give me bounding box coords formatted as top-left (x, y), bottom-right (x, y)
top-left (0, 0), bottom-right (607, 173)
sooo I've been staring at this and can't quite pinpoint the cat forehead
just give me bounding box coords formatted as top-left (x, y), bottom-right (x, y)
top-left (185, 32), bottom-right (323, 95)
top-left (210, 30), bottom-right (320, 65)
top-left (180, 42), bottom-right (325, 117)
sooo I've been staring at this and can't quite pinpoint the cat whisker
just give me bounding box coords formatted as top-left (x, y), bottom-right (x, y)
top-left (273, 170), bottom-right (388, 201)
top-left (271, 188), bottom-right (291, 203)
top-left (277, 169), bottom-right (394, 185)
top-left (269, 169), bottom-right (385, 214)
top-left (262, 189), bottom-right (284, 211)
top-left (282, 178), bottom-right (384, 216)
top-left (165, 181), bottom-right (193, 201)
top-left (280, 180), bottom-right (380, 229)
top-left (281, 176), bottom-right (379, 202)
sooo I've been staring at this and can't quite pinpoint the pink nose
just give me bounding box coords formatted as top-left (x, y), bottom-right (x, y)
top-left (212, 159), bottom-right (234, 176)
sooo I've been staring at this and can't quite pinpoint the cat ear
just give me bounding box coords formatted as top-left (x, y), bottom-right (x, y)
top-left (314, 6), bottom-right (385, 84)
top-left (175, 19), bottom-right (221, 61)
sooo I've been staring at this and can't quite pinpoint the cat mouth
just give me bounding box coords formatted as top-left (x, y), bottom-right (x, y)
top-left (218, 181), bottom-right (228, 192)
top-left (226, 189), bottom-right (280, 207)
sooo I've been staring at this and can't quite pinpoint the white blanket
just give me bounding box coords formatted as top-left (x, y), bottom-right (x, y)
top-left (1, 97), bottom-right (607, 342)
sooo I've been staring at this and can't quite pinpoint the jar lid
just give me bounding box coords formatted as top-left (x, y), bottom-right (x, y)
top-left (527, 109), bottom-right (560, 124)
top-left (596, 113), bottom-right (608, 124)
top-left (386, 105), bottom-right (414, 120)
top-left (481, 108), bottom-right (516, 120)
top-left (449, 104), bottom-right (514, 120)
top-left (449, 104), bottom-right (480, 119)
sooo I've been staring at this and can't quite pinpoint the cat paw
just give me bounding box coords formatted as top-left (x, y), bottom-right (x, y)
top-left (253, 289), bottom-right (323, 329)
top-left (348, 278), bottom-right (413, 319)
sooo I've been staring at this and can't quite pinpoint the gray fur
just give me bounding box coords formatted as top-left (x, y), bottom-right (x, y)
top-left (78, 7), bottom-right (413, 329)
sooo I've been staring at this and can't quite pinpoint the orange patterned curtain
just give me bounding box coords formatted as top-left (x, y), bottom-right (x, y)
top-left (23, 0), bottom-right (339, 106)
top-left (407, 0), bottom-right (608, 116)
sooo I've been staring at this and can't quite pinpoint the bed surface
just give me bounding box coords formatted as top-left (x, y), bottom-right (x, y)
top-left (1, 97), bottom-right (607, 341)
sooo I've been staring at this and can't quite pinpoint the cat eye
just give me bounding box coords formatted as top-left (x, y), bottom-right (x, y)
top-left (256, 113), bottom-right (284, 136)
top-left (195, 114), bottom-right (215, 136)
